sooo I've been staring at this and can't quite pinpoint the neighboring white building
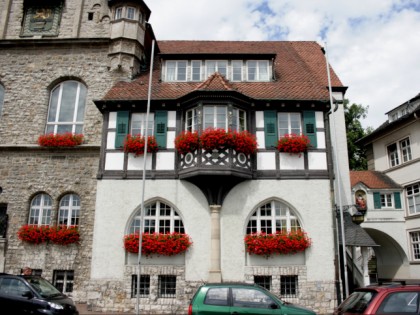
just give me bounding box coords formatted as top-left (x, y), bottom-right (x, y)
top-left (354, 93), bottom-right (420, 283)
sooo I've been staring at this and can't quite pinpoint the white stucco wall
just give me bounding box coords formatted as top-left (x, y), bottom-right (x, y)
top-left (91, 179), bottom-right (211, 281)
top-left (221, 179), bottom-right (335, 282)
top-left (92, 178), bottom-right (336, 284)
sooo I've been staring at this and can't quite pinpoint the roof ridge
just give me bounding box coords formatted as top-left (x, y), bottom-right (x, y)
top-left (194, 72), bottom-right (233, 91)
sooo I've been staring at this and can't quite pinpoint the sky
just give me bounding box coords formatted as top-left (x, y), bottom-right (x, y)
top-left (146, 0), bottom-right (420, 129)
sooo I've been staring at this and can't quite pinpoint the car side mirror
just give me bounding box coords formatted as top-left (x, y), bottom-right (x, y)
top-left (22, 290), bottom-right (34, 299)
top-left (270, 303), bottom-right (279, 309)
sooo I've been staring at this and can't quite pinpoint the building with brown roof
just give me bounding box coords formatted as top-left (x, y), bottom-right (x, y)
top-left (0, 0), bottom-right (352, 313)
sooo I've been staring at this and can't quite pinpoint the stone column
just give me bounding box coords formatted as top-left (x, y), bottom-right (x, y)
top-left (361, 247), bottom-right (370, 286)
top-left (208, 205), bottom-right (222, 282)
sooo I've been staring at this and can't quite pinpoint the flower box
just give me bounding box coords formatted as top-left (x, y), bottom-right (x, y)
top-left (17, 225), bottom-right (80, 245)
top-left (123, 232), bottom-right (192, 256)
top-left (277, 133), bottom-right (310, 155)
top-left (48, 226), bottom-right (80, 245)
top-left (174, 128), bottom-right (257, 155)
top-left (123, 135), bottom-right (158, 156)
top-left (244, 230), bottom-right (311, 258)
top-left (38, 133), bottom-right (84, 147)
top-left (175, 131), bottom-right (200, 155)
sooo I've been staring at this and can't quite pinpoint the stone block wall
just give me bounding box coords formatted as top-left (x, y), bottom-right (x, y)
top-left (0, 148), bottom-right (99, 296)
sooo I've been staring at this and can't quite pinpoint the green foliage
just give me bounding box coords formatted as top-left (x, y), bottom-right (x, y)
top-left (344, 99), bottom-right (371, 170)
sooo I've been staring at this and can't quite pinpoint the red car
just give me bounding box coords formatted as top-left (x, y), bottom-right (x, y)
top-left (334, 284), bottom-right (420, 314)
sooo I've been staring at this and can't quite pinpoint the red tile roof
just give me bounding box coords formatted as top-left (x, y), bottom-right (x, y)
top-left (103, 41), bottom-right (345, 102)
top-left (350, 171), bottom-right (401, 189)
top-left (194, 72), bottom-right (233, 91)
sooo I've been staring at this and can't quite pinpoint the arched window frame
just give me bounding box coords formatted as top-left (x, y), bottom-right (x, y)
top-left (46, 80), bottom-right (87, 135)
top-left (128, 200), bottom-right (185, 234)
top-left (28, 194), bottom-right (52, 226)
top-left (58, 194), bottom-right (81, 227)
top-left (246, 200), bottom-right (302, 234)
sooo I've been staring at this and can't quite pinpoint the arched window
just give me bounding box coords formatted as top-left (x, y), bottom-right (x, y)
top-left (246, 200), bottom-right (301, 234)
top-left (129, 201), bottom-right (185, 234)
top-left (0, 84), bottom-right (4, 117)
top-left (46, 81), bottom-right (87, 134)
top-left (58, 194), bottom-right (80, 226)
top-left (29, 194), bottom-right (52, 226)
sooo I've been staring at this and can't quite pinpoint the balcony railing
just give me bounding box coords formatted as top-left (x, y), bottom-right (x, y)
top-left (177, 147), bottom-right (254, 179)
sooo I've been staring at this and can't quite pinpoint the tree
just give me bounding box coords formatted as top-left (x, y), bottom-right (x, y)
top-left (344, 100), bottom-right (371, 170)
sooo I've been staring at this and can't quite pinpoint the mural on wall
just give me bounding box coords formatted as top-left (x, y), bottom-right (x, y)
top-left (355, 190), bottom-right (367, 213)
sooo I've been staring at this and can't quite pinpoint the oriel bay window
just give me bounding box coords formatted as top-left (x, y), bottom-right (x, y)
top-left (114, 111), bottom-right (167, 148)
top-left (185, 105), bottom-right (246, 132)
top-left (264, 111), bottom-right (317, 148)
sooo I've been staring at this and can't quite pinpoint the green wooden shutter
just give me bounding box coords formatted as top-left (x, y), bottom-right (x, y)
top-left (394, 192), bottom-right (402, 209)
top-left (115, 111), bottom-right (129, 148)
top-left (303, 111), bottom-right (317, 148)
top-left (154, 111), bottom-right (168, 148)
top-left (373, 192), bottom-right (381, 209)
top-left (264, 111), bottom-right (278, 148)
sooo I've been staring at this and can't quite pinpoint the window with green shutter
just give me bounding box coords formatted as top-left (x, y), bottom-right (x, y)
top-left (394, 192), bottom-right (402, 209)
top-left (373, 192), bottom-right (381, 209)
top-left (303, 111), bottom-right (317, 148)
top-left (154, 111), bottom-right (167, 148)
top-left (264, 111), bottom-right (278, 148)
top-left (115, 111), bottom-right (129, 148)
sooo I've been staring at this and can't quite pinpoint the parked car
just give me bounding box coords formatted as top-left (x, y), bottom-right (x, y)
top-left (333, 284), bottom-right (420, 314)
top-left (0, 273), bottom-right (79, 315)
top-left (188, 283), bottom-right (316, 314)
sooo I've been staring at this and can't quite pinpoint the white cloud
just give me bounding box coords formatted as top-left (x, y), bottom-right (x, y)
top-left (147, 0), bottom-right (420, 128)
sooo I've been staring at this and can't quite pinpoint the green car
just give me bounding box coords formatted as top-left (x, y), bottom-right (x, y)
top-left (188, 283), bottom-right (316, 315)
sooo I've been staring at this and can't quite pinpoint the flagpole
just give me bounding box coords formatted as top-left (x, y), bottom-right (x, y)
top-left (136, 39), bottom-right (155, 315)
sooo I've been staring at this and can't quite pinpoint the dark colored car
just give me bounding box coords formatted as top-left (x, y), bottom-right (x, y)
top-left (0, 273), bottom-right (79, 315)
top-left (333, 284), bottom-right (420, 314)
top-left (188, 283), bottom-right (316, 315)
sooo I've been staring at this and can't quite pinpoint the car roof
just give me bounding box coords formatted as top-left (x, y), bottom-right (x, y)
top-left (357, 284), bottom-right (420, 292)
top-left (200, 282), bottom-right (264, 288)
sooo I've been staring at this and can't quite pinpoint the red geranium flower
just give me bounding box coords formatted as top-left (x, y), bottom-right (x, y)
top-left (244, 230), bottom-right (311, 258)
top-left (174, 131), bottom-right (200, 155)
top-left (123, 135), bottom-right (158, 156)
top-left (277, 133), bottom-right (310, 155)
top-left (38, 133), bottom-right (84, 147)
top-left (123, 232), bottom-right (192, 256)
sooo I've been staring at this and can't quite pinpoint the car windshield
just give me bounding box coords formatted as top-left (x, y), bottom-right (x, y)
top-left (26, 277), bottom-right (62, 298)
top-left (338, 290), bottom-right (376, 313)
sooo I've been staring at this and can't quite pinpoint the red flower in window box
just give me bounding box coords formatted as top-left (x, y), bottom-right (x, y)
top-left (17, 225), bottom-right (50, 244)
top-left (244, 230), bottom-right (311, 258)
top-left (277, 134), bottom-right (310, 155)
top-left (230, 130), bottom-right (257, 155)
top-left (38, 133), bottom-right (84, 147)
top-left (123, 232), bottom-right (192, 256)
top-left (48, 226), bottom-right (80, 245)
top-left (200, 128), bottom-right (234, 151)
top-left (123, 134), bottom-right (158, 156)
top-left (174, 129), bottom-right (257, 155)
top-left (174, 131), bottom-right (200, 155)
top-left (17, 225), bottom-right (80, 245)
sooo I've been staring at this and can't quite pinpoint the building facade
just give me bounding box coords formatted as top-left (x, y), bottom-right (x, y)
top-left (0, 0), bottom-right (350, 313)
top-left (355, 93), bottom-right (420, 283)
